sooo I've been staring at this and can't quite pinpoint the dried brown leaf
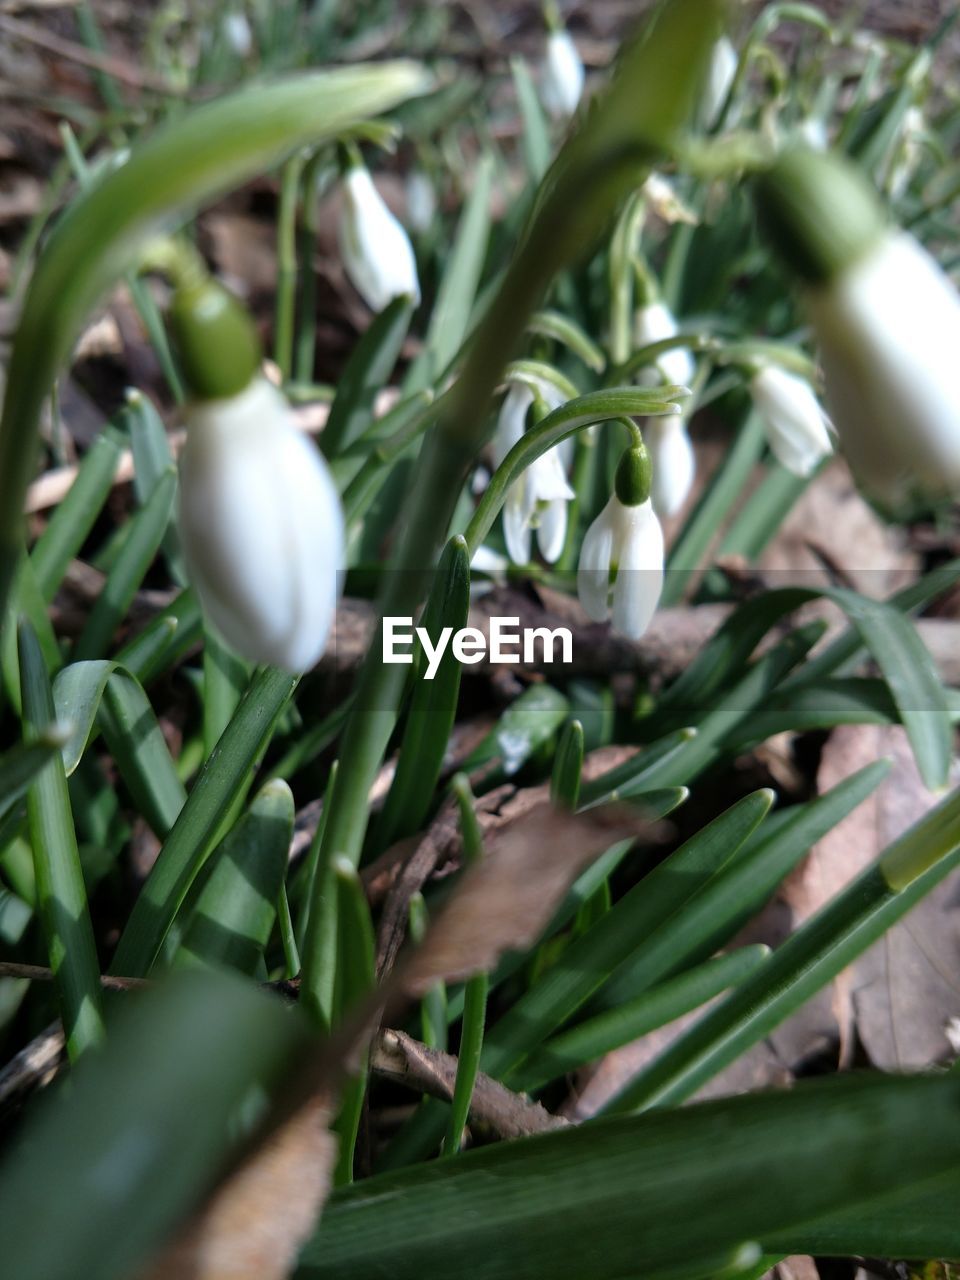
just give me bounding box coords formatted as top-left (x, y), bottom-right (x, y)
top-left (139, 1094), bottom-right (337, 1280)
top-left (395, 803), bottom-right (641, 997)
top-left (794, 724), bottom-right (960, 1070)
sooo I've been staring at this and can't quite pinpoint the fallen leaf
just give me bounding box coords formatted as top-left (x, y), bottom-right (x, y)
top-left (792, 724), bottom-right (960, 1070)
top-left (139, 1094), bottom-right (337, 1280)
top-left (394, 803), bottom-right (642, 997)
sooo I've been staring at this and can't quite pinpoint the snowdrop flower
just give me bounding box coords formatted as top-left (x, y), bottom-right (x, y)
top-left (494, 382), bottom-right (574, 565)
top-left (339, 164), bottom-right (421, 312)
top-left (171, 278), bottom-right (344, 672)
top-left (405, 170), bottom-right (436, 234)
top-left (578, 446), bottom-right (664, 640)
top-left (634, 301), bottom-right (695, 387)
top-left (541, 28), bottom-right (584, 121)
top-left (647, 414), bottom-right (696, 516)
top-left (750, 365), bottom-right (833, 478)
top-left (222, 10), bottom-right (252, 57)
top-left (757, 147), bottom-right (960, 510)
top-left (702, 36), bottom-right (738, 127)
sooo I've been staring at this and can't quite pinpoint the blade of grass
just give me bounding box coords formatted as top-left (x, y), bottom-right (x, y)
top-left (18, 620), bottom-right (104, 1061)
top-left (110, 665), bottom-right (298, 977)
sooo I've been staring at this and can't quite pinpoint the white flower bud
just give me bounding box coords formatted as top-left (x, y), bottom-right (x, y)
top-left (494, 383), bottom-right (573, 565)
top-left (405, 171), bottom-right (436, 234)
top-left (339, 166), bottom-right (421, 313)
top-left (805, 231), bottom-right (960, 508)
top-left (634, 301), bottom-right (695, 387)
top-left (750, 365), bottom-right (833, 478)
top-left (541, 28), bottom-right (584, 121)
top-left (178, 378), bottom-right (344, 672)
top-left (647, 414), bottom-right (696, 516)
top-left (702, 36), bottom-right (738, 127)
top-left (577, 495), bottom-right (664, 640)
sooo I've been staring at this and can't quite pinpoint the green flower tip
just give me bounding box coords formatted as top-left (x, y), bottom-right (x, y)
top-left (614, 443), bottom-right (652, 506)
top-left (169, 277), bottom-right (262, 401)
top-left (754, 147), bottom-right (888, 285)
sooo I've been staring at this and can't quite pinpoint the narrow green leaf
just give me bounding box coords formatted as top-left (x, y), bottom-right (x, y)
top-left (52, 659), bottom-right (186, 837)
top-left (604, 805), bottom-right (960, 1114)
top-left (110, 666), bottom-right (298, 977)
top-left (372, 535), bottom-right (471, 848)
top-left (322, 295), bottom-right (415, 458)
top-left (662, 412), bottom-right (766, 606)
top-left (445, 775), bottom-right (489, 1157)
top-left (462, 683), bottom-right (570, 779)
top-left (481, 790), bottom-right (773, 1084)
top-left (305, 1074), bottom-right (960, 1280)
top-left (515, 945), bottom-right (771, 1092)
top-left (595, 759), bottom-right (890, 1015)
top-left (0, 732), bottom-right (69, 819)
top-left (550, 719), bottom-right (584, 809)
top-left (175, 779), bottom-right (294, 975)
top-left (202, 628), bottom-right (249, 760)
top-left (406, 152), bottom-right (495, 393)
top-left (332, 856), bottom-right (376, 1186)
top-left (73, 467), bottom-right (176, 661)
top-left (511, 57), bottom-right (551, 181)
top-left (18, 620), bottom-right (104, 1061)
top-left (29, 426), bottom-right (125, 602)
top-left (123, 387), bottom-right (187, 583)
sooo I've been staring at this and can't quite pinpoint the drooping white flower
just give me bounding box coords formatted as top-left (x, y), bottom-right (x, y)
top-left (797, 117), bottom-right (829, 151)
top-left (222, 10), bottom-right (252, 57)
top-left (339, 165), bottom-right (421, 313)
top-left (805, 232), bottom-right (960, 507)
top-left (702, 36), bottom-right (738, 127)
top-left (540, 28), bottom-right (584, 121)
top-left (750, 365), bottom-right (833, 478)
top-left (178, 377), bottom-right (344, 672)
top-left (405, 171), bottom-right (436, 234)
top-left (647, 414), bottom-right (696, 517)
top-left (634, 301), bottom-right (695, 387)
top-left (494, 382), bottom-right (574, 565)
top-left (578, 494), bottom-right (664, 640)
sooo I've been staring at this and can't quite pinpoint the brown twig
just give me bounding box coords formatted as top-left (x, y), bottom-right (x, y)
top-left (0, 12), bottom-right (175, 94)
top-left (0, 959), bottom-right (148, 989)
top-left (370, 1028), bottom-right (569, 1140)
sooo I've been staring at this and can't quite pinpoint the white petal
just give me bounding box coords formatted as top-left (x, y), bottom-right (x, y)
top-left (577, 500), bottom-right (615, 622)
top-left (634, 302), bottom-right (694, 386)
top-left (528, 447), bottom-right (575, 503)
top-left (648, 416), bottom-right (696, 517)
top-left (751, 366), bottom-right (833, 478)
top-left (493, 383), bottom-right (533, 469)
top-left (339, 167), bottom-right (421, 312)
top-left (179, 379), bottom-right (344, 672)
top-left (610, 500), bottom-right (664, 640)
top-left (536, 497), bottom-right (568, 564)
top-left (541, 29), bottom-right (584, 121)
top-left (503, 485), bottom-right (533, 565)
top-left (405, 170), bottom-right (436, 233)
top-left (702, 37), bottom-right (737, 126)
top-left (806, 232), bottom-right (960, 506)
